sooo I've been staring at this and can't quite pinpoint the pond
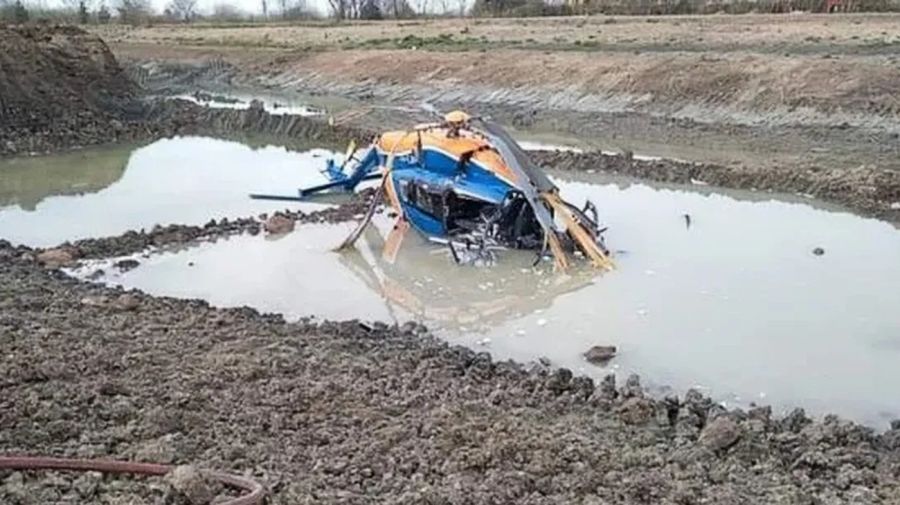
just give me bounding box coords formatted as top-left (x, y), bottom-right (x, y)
top-left (5, 135), bottom-right (899, 427)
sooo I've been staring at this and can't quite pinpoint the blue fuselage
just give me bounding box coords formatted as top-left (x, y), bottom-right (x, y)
top-left (382, 149), bottom-right (516, 238)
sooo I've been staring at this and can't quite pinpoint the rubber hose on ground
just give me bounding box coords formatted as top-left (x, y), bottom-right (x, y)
top-left (0, 456), bottom-right (265, 505)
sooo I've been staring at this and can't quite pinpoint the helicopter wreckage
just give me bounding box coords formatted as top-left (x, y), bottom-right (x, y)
top-left (252, 111), bottom-right (613, 271)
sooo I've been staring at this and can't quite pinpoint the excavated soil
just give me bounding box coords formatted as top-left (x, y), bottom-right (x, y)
top-left (0, 25), bottom-right (138, 155)
top-left (3, 241), bottom-right (900, 504)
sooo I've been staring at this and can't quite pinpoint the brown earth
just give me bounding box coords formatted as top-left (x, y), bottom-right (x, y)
top-left (0, 25), bottom-right (139, 154)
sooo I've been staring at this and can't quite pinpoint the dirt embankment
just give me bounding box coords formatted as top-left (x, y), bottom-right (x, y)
top-left (0, 25), bottom-right (139, 154)
top-left (2, 24), bottom-right (897, 221)
top-left (111, 24), bottom-right (900, 183)
top-left (0, 25), bottom-right (372, 156)
top-left (3, 240), bottom-right (900, 504)
top-left (105, 15), bottom-right (900, 139)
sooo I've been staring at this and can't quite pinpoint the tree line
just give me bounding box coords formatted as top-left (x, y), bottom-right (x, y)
top-left (0, 0), bottom-right (316, 24)
top-left (2, 0), bottom-right (899, 24)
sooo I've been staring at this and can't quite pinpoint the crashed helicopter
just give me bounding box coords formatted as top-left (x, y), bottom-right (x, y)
top-left (252, 111), bottom-right (613, 270)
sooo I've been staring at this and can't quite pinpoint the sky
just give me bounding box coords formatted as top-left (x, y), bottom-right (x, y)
top-left (25, 0), bottom-right (333, 16)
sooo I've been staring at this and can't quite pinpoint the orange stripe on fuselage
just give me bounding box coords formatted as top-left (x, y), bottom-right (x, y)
top-left (376, 128), bottom-right (516, 184)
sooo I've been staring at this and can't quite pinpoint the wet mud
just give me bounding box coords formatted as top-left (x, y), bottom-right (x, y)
top-left (2, 240), bottom-right (900, 504)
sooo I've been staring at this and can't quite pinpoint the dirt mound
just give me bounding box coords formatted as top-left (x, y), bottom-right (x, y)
top-left (0, 24), bottom-right (137, 154)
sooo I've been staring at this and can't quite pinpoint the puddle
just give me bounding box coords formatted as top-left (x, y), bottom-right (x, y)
top-left (0, 137), bottom-right (343, 246)
top-left (170, 93), bottom-right (326, 117)
top-left (74, 173), bottom-right (900, 428)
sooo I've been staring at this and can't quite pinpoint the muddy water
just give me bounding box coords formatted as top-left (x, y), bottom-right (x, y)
top-left (0, 137), bottom-right (342, 246)
top-left (74, 172), bottom-right (900, 427)
top-left (170, 93), bottom-right (327, 117)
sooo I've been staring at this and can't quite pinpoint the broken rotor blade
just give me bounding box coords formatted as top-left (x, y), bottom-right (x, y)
top-left (382, 218), bottom-right (410, 264)
top-left (470, 118), bottom-right (568, 269)
top-left (543, 192), bottom-right (614, 270)
top-left (338, 139), bottom-right (358, 171)
top-left (334, 135), bottom-right (404, 252)
top-left (334, 183), bottom-right (385, 252)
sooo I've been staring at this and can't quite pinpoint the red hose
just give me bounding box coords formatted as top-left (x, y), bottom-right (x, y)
top-left (0, 456), bottom-right (265, 505)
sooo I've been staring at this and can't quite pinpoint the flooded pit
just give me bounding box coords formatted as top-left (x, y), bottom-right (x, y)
top-left (69, 172), bottom-right (900, 427)
top-left (0, 137), bottom-right (342, 246)
top-left (4, 136), bottom-right (900, 427)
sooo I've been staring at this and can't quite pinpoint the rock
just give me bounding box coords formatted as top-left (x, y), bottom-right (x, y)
top-left (165, 465), bottom-right (216, 505)
top-left (622, 374), bottom-right (643, 398)
top-left (114, 258), bottom-right (140, 272)
top-left (113, 294), bottom-right (140, 311)
top-left (36, 247), bottom-right (79, 268)
top-left (264, 214), bottom-right (295, 235)
top-left (782, 408), bottom-right (812, 433)
top-left (598, 373), bottom-right (617, 399)
top-left (617, 397), bottom-right (656, 425)
top-left (812, 247), bottom-right (825, 256)
top-left (584, 345), bottom-right (617, 365)
top-left (699, 416), bottom-right (743, 453)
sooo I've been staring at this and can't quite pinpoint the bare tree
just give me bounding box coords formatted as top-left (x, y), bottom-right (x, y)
top-left (97, 1), bottom-right (111, 22)
top-left (280, 0), bottom-right (312, 19)
top-left (166, 0), bottom-right (196, 21)
top-left (211, 1), bottom-right (247, 20)
top-left (116, 0), bottom-right (150, 24)
top-left (260, 0), bottom-right (267, 18)
top-left (327, 0), bottom-right (346, 18)
top-left (380, 0), bottom-right (415, 17)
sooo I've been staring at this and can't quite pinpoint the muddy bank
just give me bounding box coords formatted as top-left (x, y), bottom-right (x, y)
top-left (0, 96), bottom-right (371, 158)
top-left (0, 25), bottom-right (137, 156)
top-left (0, 25), bottom-right (371, 157)
top-left (28, 190), bottom-right (375, 264)
top-left (115, 45), bottom-right (900, 175)
top-left (2, 240), bottom-right (900, 504)
top-left (536, 150), bottom-right (900, 222)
